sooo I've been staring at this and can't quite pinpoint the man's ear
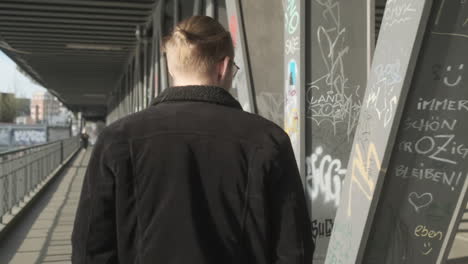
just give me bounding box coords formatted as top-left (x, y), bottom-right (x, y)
top-left (218, 56), bottom-right (231, 81)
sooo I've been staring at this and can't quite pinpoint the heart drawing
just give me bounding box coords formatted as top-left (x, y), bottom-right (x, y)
top-left (408, 192), bottom-right (433, 213)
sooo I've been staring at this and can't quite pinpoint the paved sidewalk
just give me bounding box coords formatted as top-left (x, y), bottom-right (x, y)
top-left (0, 149), bottom-right (90, 264)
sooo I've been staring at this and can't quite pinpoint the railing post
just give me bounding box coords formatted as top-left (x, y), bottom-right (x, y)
top-left (60, 140), bottom-right (64, 164)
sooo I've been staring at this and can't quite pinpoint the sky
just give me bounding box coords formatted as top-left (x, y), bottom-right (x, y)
top-left (0, 51), bottom-right (45, 99)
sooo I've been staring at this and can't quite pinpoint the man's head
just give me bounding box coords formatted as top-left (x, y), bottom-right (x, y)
top-left (162, 16), bottom-right (237, 90)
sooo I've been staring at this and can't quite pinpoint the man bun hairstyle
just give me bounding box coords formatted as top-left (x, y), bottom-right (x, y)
top-left (163, 16), bottom-right (235, 75)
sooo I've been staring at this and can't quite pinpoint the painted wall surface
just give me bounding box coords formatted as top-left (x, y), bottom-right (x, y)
top-left (48, 127), bottom-right (72, 142)
top-left (0, 124), bottom-right (70, 148)
top-left (0, 127), bottom-right (10, 146)
top-left (12, 128), bottom-right (47, 146)
top-left (306, 0), bottom-right (369, 262)
top-left (241, 0), bottom-right (285, 127)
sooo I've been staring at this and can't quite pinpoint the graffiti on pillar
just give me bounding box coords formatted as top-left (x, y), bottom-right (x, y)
top-left (285, 59), bottom-right (299, 146)
top-left (366, 60), bottom-right (402, 128)
top-left (347, 142), bottom-right (382, 217)
top-left (285, 36), bottom-right (300, 55)
top-left (285, 0), bottom-right (299, 34)
top-left (307, 0), bottom-right (363, 221)
top-left (283, 0), bottom-right (303, 163)
top-left (382, 1), bottom-right (417, 27)
top-left (433, 63), bottom-right (465, 87)
top-left (306, 146), bottom-right (346, 209)
top-left (307, 0), bottom-right (362, 140)
top-left (12, 129), bottom-right (47, 146)
top-left (307, 0), bottom-right (368, 262)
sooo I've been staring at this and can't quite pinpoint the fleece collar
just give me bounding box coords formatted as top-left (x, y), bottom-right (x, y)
top-left (150, 85), bottom-right (242, 110)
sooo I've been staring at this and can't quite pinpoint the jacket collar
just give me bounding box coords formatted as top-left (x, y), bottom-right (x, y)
top-left (150, 85), bottom-right (243, 110)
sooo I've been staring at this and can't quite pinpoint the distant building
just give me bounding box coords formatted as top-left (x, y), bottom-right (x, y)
top-left (30, 91), bottom-right (61, 124)
top-left (15, 98), bottom-right (32, 124)
top-left (0, 92), bottom-right (16, 123)
top-left (15, 115), bottom-right (34, 125)
top-left (15, 98), bottom-right (31, 116)
top-left (48, 105), bottom-right (72, 125)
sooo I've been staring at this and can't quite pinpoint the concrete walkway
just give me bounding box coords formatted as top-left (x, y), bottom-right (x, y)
top-left (0, 149), bottom-right (90, 264)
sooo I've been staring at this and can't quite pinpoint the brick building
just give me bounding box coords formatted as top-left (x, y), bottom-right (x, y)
top-left (30, 91), bottom-right (61, 124)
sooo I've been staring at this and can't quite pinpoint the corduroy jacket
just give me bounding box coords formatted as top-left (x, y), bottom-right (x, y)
top-left (72, 85), bottom-right (313, 264)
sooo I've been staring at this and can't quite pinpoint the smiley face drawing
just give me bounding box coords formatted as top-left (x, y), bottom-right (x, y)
top-left (443, 64), bottom-right (464, 87)
top-left (422, 242), bottom-right (433, 255)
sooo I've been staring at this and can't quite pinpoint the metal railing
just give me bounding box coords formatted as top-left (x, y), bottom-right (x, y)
top-left (0, 136), bottom-right (80, 222)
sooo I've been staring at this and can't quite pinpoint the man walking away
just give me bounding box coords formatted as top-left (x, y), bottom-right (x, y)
top-left (72, 15), bottom-right (313, 264)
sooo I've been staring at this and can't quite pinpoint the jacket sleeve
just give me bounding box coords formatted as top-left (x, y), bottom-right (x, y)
top-left (267, 136), bottom-right (314, 264)
top-left (72, 133), bottom-right (118, 263)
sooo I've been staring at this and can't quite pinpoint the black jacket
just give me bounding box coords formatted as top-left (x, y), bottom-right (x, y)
top-left (72, 85), bottom-right (313, 264)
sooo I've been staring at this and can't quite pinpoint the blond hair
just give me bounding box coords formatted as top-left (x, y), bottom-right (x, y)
top-left (162, 16), bottom-right (234, 75)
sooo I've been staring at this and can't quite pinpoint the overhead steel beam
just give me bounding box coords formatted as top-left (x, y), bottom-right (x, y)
top-left (0, 10), bottom-right (148, 22)
top-left (24, 57), bottom-right (125, 63)
top-left (0, 16), bottom-right (142, 26)
top-left (47, 82), bottom-right (115, 88)
top-left (40, 72), bottom-right (118, 77)
top-left (59, 93), bottom-right (110, 99)
top-left (2, 32), bottom-right (135, 41)
top-left (57, 89), bottom-right (111, 94)
top-left (27, 61), bottom-right (125, 67)
top-left (30, 71), bottom-right (118, 76)
top-left (46, 86), bottom-right (114, 92)
top-left (0, 3), bottom-right (152, 15)
top-left (30, 69), bottom-right (121, 75)
top-left (0, 0), bottom-right (158, 112)
top-left (27, 54), bottom-right (128, 60)
top-left (6, 39), bottom-right (135, 45)
top-left (0, 27), bottom-right (134, 36)
top-left (25, 58), bottom-right (126, 64)
top-left (62, 100), bottom-right (107, 106)
top-left (3, 0), bottom-right (155, 9)
top-left (0, 22), bottom-right (134, 32)
top-left (47, 84), bottom-right (114, 90)
top-left (24, 53), bottom-right (128, 58)
top-left (28, 56), bottom-right (127, 61)
top-left (7, 43), bottom-right (132, 50)
top-left (44, 80), bottom-right (117, 85)
top-left (42, 77), bottom-right (118, 81)
top-left (4, 37), bottom-right (134, 45)
top-left (42, 75), bottom-right (114, 82)
top-left (44, 86), bottom-right (113, 93)
top-left (29, 65), bottom-right (121, 72)
top-left (25, 55), bottom-right (127, 60)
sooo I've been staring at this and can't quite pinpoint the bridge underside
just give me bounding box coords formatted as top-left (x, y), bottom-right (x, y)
top-left (0, 0), bottom-right (157, 120)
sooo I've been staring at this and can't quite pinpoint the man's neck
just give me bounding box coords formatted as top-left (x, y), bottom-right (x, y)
top-left (173, 79), bottom-right (227, 90)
